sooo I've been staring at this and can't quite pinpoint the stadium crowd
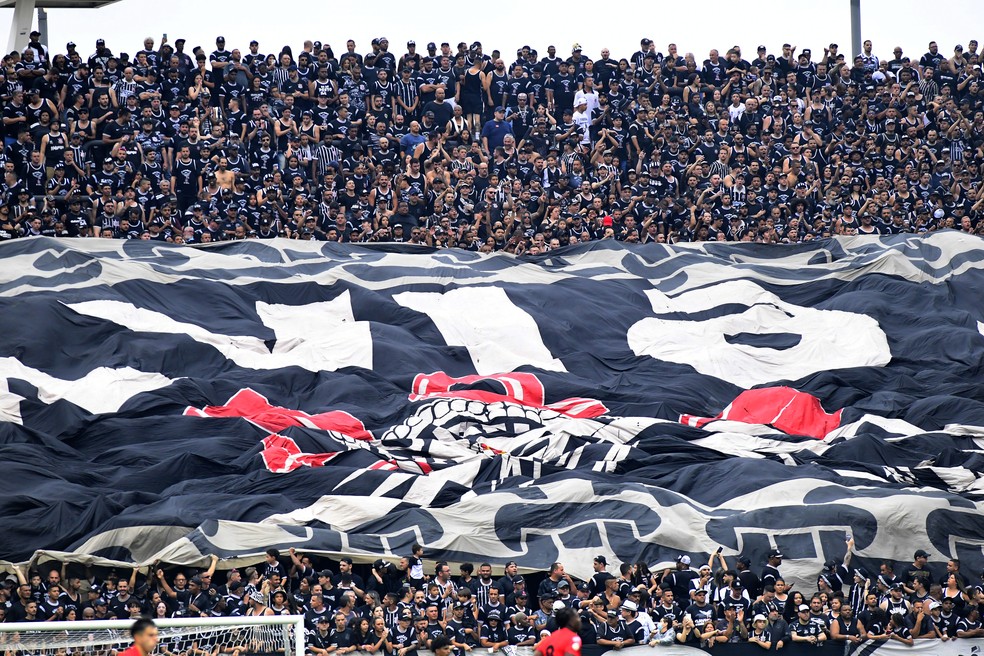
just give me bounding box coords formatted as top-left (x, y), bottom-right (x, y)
top-left (0, 33), bottom-right (981, 249)
top-left (2, 541), bottom-right (984, 652)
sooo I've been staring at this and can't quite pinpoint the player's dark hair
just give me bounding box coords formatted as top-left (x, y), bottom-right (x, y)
top-left (555, 607), bottom-right (577, 630)
top-left (131, 618), bottom-right (156, 637)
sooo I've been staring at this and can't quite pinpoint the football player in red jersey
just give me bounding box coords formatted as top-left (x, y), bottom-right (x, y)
top-left (118, 618), bottom-right (159, 656)
top-left (534, 608), bottom-right (582, 656)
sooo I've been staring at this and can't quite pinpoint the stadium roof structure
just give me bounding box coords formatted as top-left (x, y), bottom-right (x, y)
top-left (2, 0), bottom-right (122, 53)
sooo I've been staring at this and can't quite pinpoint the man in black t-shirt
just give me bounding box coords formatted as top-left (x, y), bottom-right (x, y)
top-left (479, 610), bottom-right (508, 650)
top-left (661, 555), bottom-right (698, 603)
top-left (685, 588), bottom-right (717, 626)
top-left (790, 604), bottom-right (826, 646)
top-left (762, 549), bottom-right (783, 588)
top-left (587, 556), bottom-right (610, 597)
top-left (506, 612), bottom-right (536, 645)
top-left (308, 617), bottom-right (335, 656)
top-left (329, 613), bottom-right (357, 655)
top-left (906, 549), bottom-right (932, 591)
top-left (618, 601), bottom-right (644, 646)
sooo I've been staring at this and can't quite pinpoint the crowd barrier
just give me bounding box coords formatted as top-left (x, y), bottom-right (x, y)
top-left (412, 640), bottom-right (984, 656)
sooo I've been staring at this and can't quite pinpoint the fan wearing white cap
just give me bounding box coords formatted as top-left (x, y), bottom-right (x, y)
top-left (247, 589), bottom-right (273, 616)
top-left (748, 614), bottom-right (773, 649)
top-left (915, 599), bottom-right (949, 640)
top-left (659, 555), bottom-right (699, 607)
top-left (789, 604), bottom-right (826, 645)
top-left (618, 600), bottom-right (645, 645)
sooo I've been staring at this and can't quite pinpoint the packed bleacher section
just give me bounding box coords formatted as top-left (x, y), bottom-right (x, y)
top-left (3, 541), bottom-right (984, 650)
top-left (0, 33), bottom-right (982, 249)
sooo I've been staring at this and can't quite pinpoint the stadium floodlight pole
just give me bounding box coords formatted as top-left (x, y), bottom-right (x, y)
top-left (37, 6), bottom-right (46, 46)
top-left (5, 0), bottom-right (36, 54)
top-left (851, 0), bottom-right (862, 60)
top-left (4, 0), bottom-right (123, 53)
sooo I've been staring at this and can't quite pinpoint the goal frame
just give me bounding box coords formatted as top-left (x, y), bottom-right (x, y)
top-left (0, 615), bottom-right (305, 656)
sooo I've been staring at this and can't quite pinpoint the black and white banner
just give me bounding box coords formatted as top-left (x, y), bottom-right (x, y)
top-left (0, 234), bottom-right (983, 586)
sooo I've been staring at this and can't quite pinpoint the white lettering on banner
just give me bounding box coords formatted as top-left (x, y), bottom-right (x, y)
top-left (627, 280), bottom-right (892, 388)
top-left (394, 287), bottom-right (567, 376)
top-left (65, 292), bottom-right (372, 372)
top-left (0, 357), bottom-right (173, 414)
top-left (62, 282), bottom-right (888, 389)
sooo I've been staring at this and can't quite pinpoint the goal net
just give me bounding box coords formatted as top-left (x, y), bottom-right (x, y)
top-left (0, 616), bottom-right (305, 656)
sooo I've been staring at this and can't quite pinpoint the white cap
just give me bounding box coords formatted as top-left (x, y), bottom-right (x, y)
top-left (753, 614), bottom-right (767, 623)
top-left (621, 600), bottom-right (638, 612)
top-left (552, 600), bottom-right (566, 611)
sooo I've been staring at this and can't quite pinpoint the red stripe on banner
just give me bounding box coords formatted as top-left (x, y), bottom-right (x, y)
top-left (259, 434), bottom-right (340, 473)
top-left (186, 388), bottom-right (373, 440)
top-left (679, 386), bottom-right (843, 439)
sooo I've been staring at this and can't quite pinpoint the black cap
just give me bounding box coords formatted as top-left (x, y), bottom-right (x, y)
top-left (914, 549), bottom-right (930, 558)
top-left (768, 549), bottom-right (783, 558)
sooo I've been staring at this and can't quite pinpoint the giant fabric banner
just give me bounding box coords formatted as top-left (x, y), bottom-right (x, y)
top-left (3, 234), bottom-right (984, 585)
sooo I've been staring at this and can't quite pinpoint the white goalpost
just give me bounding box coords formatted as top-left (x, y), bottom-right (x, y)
top-left (0, 616), bottom-right (305, 656)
